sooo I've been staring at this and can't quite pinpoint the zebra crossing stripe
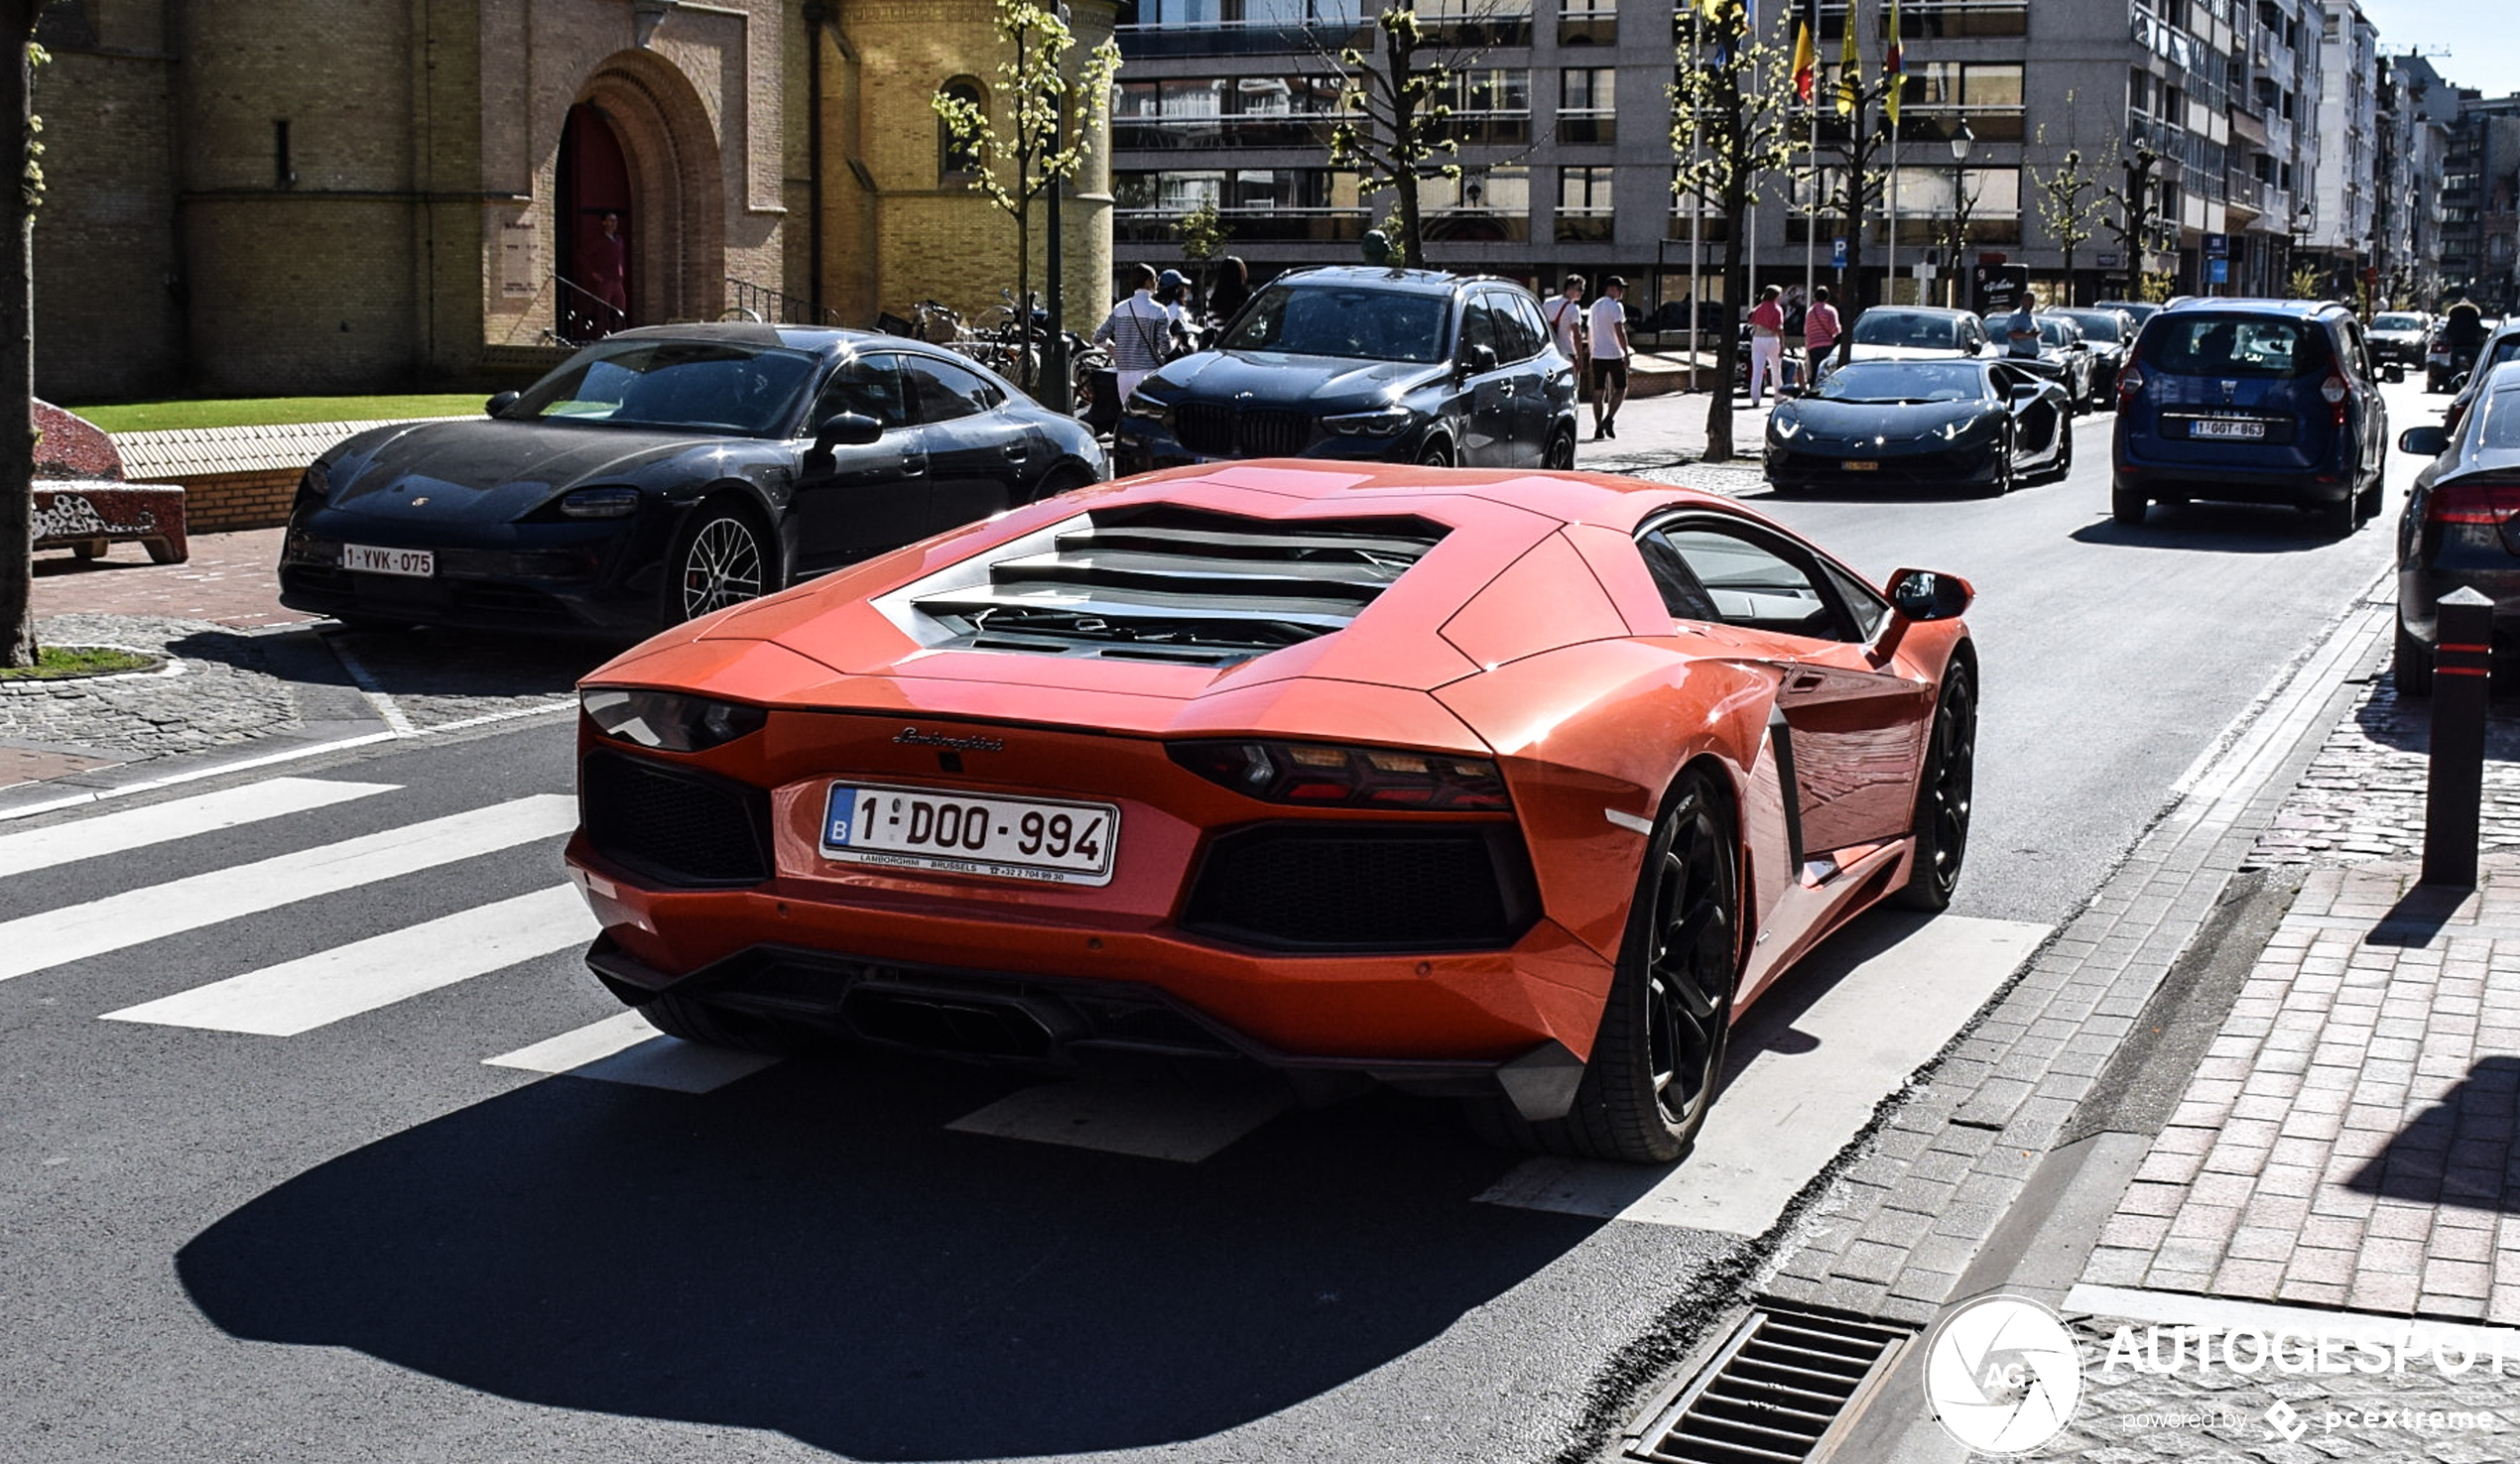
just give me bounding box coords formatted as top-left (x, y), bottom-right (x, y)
top-left (100, 885), bottom-right (598, 1036)
top-left (0, 793), bottom-right (577, 984)
top-left (0, 778), bottom-right (398, 880)
top-left (483, 1010), bottom-right (781, 1093)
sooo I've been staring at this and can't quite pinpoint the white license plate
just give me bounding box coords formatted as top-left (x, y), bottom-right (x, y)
top-left (821, 783), bottom-right (1118, 886)
top-left (2189, 419), bottom-right (2267, 440)
top-left (341, 544), bottom-right (435, 577)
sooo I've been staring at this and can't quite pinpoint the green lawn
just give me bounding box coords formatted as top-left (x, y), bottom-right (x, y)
top-left (0, 646), bottom-right (160, 680)
top-left (66, 394), bottom-right (490, 433)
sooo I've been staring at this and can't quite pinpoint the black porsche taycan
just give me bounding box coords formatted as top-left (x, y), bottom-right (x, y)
top-left (1763, 358), bottom-right (2074, 496)
top-left (277, 324), bottom-right (1108, 634)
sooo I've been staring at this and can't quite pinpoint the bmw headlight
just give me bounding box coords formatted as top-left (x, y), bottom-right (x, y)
top-left (1323, 406), bottom-right (1414, 437)
top-left (1122, 395), bottom-right (1175, 430)
top-left (581, 688), bottom-right (767, 752)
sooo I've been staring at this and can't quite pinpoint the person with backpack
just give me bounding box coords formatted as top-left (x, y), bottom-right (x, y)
top-left (1544, 274), bottom-right (1590, 402)
top-left (1093, 264), bottom-right (1178, 405)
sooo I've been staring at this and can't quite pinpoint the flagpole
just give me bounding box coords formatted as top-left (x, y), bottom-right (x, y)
top-left (1688, 0), bottom-right (1702, 391)
top-left (1802, 0), bottom-right (1817, 350)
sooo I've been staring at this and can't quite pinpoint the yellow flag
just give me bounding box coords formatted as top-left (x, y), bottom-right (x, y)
top-left (1886, 0), bottom-right (1904, 125)
top-left (1836, 9), bottom-right (1860, 116)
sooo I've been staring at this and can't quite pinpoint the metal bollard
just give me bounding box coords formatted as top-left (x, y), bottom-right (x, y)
top-left (2423, 587), bottom-right (2495, 890)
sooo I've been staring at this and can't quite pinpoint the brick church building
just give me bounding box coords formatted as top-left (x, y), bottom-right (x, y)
top-left (34, 0), bottom-right (1115, 403)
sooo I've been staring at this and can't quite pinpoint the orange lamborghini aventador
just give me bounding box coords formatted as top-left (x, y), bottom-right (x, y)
top-left (563, 461), bottom-right (1977, 1163)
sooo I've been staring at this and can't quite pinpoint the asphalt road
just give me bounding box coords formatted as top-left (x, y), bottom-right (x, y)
top-left (0, 383), bottom-right (2427, 1464)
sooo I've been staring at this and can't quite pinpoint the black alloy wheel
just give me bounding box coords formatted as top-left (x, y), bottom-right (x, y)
top-left (669, 504), bottom-right (774, 624)
top-left (1469, 769), bottom-right (1740, 1164)
top-left (1982, 427), bottom-right (2017, 498)
top-left (1418, 437), bottom-right (1455, 468)
top-left (1895, 660), bottom-right (1977, 912)
top-left (1545, 427), bottom-right (1578, 470)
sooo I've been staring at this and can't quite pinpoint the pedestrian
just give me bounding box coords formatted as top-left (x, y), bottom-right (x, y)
top-left (1206, 255), bottom-right (1252, 327)
top-left (582, 210), bottom-right (629, 335)
top-left (1804, 285), bottom-right (1842, 382)
top-left (1588, 275), bottom-right (1632, 439)
top-left (1747, 285), bottom-right (1787, 407)
top-left (1544, 274), bottom-right (1589, 401)
top-left (1093, 264), bottom-right (1176, 405)
top-left (2003, 289), bottom-right (2044, 359)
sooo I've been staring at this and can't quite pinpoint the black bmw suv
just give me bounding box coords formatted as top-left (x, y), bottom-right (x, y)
top-left (1113, 267), bottom-right (1580, 473)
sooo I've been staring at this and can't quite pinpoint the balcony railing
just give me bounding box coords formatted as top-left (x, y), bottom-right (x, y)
top-left (1556, 211), bottom-right (1615, 242)
top-left (1557, 111), bottom-right (1615, 145)
top-left (1118, 207), bottom-right (1369, 244)
top-left (1115, 19), bottom-right (1365, 59)
top-left (1112, 116), bottom-right (1333, 151)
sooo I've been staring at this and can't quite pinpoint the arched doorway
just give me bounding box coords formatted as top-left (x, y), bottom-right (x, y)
top-left (571, 51), bottom-right (727, 332)
top-left (559, 104), bottom-right (634, 339)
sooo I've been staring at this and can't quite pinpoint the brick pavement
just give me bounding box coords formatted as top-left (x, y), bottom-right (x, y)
top-left (2249, 671), bottom-right (2520, 867)
top-left (2082, 858), bottom-right (2520, 1325)
top-left (33, 526), bottom-right (305, 629)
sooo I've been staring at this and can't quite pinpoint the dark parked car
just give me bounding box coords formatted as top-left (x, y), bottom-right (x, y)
top-left (2055, 306), bottom-right (2136, 403)
top-left (1113, 267), bottom-right (1579, 473)
top-left (2392, 361), bottom-right (2520, 693)
top-left (2367, 310), bottom-right (2432, 372)
top-left (278, 324), bottom-right (1108, 633)
top-left (2110, 299), bottom-right (2389, 535)
top-left (2092, 300), bottom-right (2163, 333)
top-left (1765, 358), bottom-right (2073, 496)
top-left (2441, 319), bottom-right (2520, 435)
top-left (2003, 311), bottom-right (2096, 411)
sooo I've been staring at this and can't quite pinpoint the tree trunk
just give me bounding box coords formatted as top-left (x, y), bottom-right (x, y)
top-left (1387, 22), bottom-right (1423, 267)
top-left (1838, 132), bottom-right (1869, 370)
top-left (1014, 186), bottom-right (1034, 392)
top-left (1704, 188), bottom-right (1747, 464)
top-left (0, 16), bottom-right (34, 670)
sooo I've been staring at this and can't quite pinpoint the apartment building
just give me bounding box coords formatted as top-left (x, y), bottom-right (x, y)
top-left (2375, 53), bottom-right (2454, 305)
top-left (2442, 92), bottom-right (2520, 311)
top-left (1105, 0), bottom-right (2448, 316)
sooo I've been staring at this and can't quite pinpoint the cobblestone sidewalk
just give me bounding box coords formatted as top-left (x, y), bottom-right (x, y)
top-left (1, 614), bottom-right (306, 779)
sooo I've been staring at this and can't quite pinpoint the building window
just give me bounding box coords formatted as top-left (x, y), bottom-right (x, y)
top-left (1428, 166), bottom-right (1531, 243)
top-left (1420, 0), bottom-right (1532, 48)
top-left (1559, 67), bottom-right (1615, 145)
top-left (1557, 164), bottom-right (1615, 241)
top-left (1443, 67), bottom-right (1532, 146)
top-left (1899, 61), bottom-right (2024, 141)
top-left (1114, 167), bottom-right (1369, 243)
top-left (1113, 75), bottom-right (1341, 150)
top-left (1560, 0), bottom-right (1615, 47)
top-left (939, 77), bottom-right (986, 183)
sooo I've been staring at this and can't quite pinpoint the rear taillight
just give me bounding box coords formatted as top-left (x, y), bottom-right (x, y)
top-left (2449, 400), bottom-right (2471, 434)
top-left (2429, 476), bottom-right (2520, 525)
top-left (2322, 373), bottom-right (2350, 426)
top-left (1170, 740), bottom-right (1511, 810)
top-left (2116, 366), bottom-right (2144, 402)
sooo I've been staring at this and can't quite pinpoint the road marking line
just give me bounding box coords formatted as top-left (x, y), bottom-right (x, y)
top-left (0, 731), bottom-right (403, 823)
top-left (0, 777), bottom-right (398, 879)
top-left (101, 885), bottom-right (597, 1036)
top-left (482, 1010), bottom-right (781, 1093)
top-left (945, 1078), bottom-right (1293, 1162)
top-left (322, 635), bottom-right (418, 736)
top-left (1478, 913), bottom-right (2050, 1236)
top-left (0, 793), bottom-right (576, 984)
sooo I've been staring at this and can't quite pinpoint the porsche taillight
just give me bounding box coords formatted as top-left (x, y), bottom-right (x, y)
top-left (2428, 475), bottom-right (2520, 526)
top-left (1169, 740), bottom-right (1511, 810)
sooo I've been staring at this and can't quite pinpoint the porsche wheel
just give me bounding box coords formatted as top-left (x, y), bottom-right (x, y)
top-left (1472, 769), bottom-right (1739, 1165)
top-left (637, 989), bottom-right (801, 1054)
top-left (1545, 426), bottom-right (1577, 470)
top-left (1895, 659), bottom-right (1976, 912)
top-left (667, 502), bottom-right (776, 625)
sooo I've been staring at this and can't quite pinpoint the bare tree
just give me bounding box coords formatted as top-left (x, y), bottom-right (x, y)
top-left (1672, 1), bottom-right (1805, 462)
top-left (1808, 45), bottom-right (1898, 369)
top-left (2101, 140), bottom-right (2163, 294)
top-left (1323, 3), bottom-right (1477, 267)
top-left (0, 12), bottom-right (42, 669)
top-left (2029, 110), bottom-right (2112, 306)
top-left (934, 0), bottom-right (1122, 389)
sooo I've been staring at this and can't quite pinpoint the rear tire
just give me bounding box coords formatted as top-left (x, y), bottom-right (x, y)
top-left (1895, 659), bottom-right (1977, 912)
top-left (636, 989), bottom-right (800, 1054)
top-left (1418, 438), bottom-right (1455, 468)
top-left (2319, 494), bottom-right (2358, 538)
top-left (2111, 481), bottom-right (2148, 526)
top-left (2396, 621), bottom-right (2437, 697)
top-left (1465, 769), bottom-right (1739, 1165)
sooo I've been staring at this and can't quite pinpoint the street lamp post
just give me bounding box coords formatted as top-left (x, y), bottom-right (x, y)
top-left (1948, 120), bottom-right (1974, 309)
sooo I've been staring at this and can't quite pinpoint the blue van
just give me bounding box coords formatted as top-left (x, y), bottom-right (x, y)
top-left (2110, 299), bottom-right (2390, 535)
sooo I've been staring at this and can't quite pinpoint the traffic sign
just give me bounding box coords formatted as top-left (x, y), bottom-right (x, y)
top-left (1831, 237), bottom-right (1848, 270)
top-left (1913, 261), bottom-right (1938, 280)
top-left (2209, 257), bottom-right (2229, 284)
top-left (2205, 232), bottom-right (2230, 258)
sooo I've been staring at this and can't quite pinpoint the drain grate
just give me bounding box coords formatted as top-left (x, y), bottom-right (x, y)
top-left (1622, 1303), bottom-right (1913, 1464)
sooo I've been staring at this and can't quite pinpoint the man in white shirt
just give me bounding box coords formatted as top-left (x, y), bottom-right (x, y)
top-left (1093, 264), bottom-right (1176, 404)
top-left (1543, 275), bottom-right (1588, 401)
top-left (1587, 276), bottom-right (1632, 440)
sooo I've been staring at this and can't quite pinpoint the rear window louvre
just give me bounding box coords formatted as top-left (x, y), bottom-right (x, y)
top-left (903, 505), bottom-right (1448, 662)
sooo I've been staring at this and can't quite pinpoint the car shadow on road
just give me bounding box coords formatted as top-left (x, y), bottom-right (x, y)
top-left (2341, 1054), bottom-right (2520, 1212)
top-left (174, 1050), bottom-right (1607, 1459)
top-left (322, 626), bottom-right (635, 701)
top-left (2346, 672), bottom-right (2520, 756)
top-left (2069, 501), bottom-right (2362, 552)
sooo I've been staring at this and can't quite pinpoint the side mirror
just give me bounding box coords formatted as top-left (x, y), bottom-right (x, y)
top-left (2400, 425), bottom-right (2451, 457)
top-left (1888, 568), bottom-right (1973, 623)
top-left (1461, 343), bottom-right (1499, 377)
top-left (486, 391), bottom-right (520, 418)
top-left (2454, 372), bottom-right (2472, 393)
top-left (813, 412), bottom-right (884, 451)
